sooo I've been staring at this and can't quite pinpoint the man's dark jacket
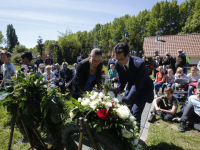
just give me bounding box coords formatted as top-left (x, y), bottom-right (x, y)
top-left (69, 58), bottom-right (102, 96)
top-left (162, 57), bottom-right (176, 73)
top-left (59, 68), bottom-right (73, 85)
top-left (115, 56), bottom-right (154, 105)
top-left (175, 55), bottom-right (186, 69)
top-left (77, 56), bottom-right (86, 64)
top-left (35, 59), bottom-right (43, 68)
top-left (45, 58), bottom-right (54, 65)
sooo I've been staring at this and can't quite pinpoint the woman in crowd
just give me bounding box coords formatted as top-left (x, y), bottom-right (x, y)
top-left (38, 63), bottom-right (45, 75)
top-left (186, 66), bottom-right (200, 97)
top-left (43, 65), bottom-right (55, 87)
top-left (68, 48), bottom-right (102, 99)
top-left (161, 69), bottom-right (175, 94)
top-left (172, 67), bottom-right (188, 90)
top-left (148, 87), bottom-right (178, 122)
top-left (108, 64), bottom-right (118, 85)
top-left (154, 66), bottom-right (166, 98)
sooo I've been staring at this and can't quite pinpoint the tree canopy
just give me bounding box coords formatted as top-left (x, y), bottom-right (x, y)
top-left (6, 24), bottom-right (19, 52)
top-left (3, 0), bottom-right (198, 64)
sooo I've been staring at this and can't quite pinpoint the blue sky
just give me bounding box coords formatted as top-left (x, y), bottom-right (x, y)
top-left (0, 0), bottom-right (185, 48)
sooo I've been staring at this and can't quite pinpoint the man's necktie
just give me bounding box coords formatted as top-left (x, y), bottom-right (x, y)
top-left (124, 65), bottom-right (129, 76)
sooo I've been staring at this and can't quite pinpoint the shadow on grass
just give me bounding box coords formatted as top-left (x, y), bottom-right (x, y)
top-left (148, 142), bottom-right (183, 150)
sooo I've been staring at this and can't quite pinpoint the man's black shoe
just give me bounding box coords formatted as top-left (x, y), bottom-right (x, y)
top-left (148, 114), bottom-right (156, 123)
top-left (178, 122), bottom-right (185, 132)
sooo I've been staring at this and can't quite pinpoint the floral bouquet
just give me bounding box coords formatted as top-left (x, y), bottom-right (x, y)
top-left (66, 90), bottom-right (144, 150)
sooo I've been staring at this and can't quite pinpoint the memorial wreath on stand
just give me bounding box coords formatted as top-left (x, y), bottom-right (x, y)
top-left (63, 83), bottom-right (145, 150)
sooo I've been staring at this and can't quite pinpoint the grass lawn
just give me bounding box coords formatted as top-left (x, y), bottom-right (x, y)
top-left (146, 103), bottom-right (200, 150)
top-left (0, 65), bottom-right (196, 149)
top-left (0, 105), bottom-right (30, 150)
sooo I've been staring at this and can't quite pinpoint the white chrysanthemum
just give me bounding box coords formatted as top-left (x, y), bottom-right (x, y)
top-left (69, 111), bottom-right (75, 119)
top-left (116, 94), bottom-right (122, 102)
top-left (98, 92), bottom-right (105, 99)
top-left (129, 116), bottom-right (135, 122)
top-left (81, 98), bottom-right (90, 106)
top-left (121, 128), bottom-right (133, 138)
top-left (78, 98), bottom-right (82, 102)
top-left (89, 101), bottom-right (98, 110)
top-left (116, 105), bottom-right (130, 119)
top-left (133, 121), bottom-right (137, 126)
top-left (105, 102), bottom-right (112, 108)
top-left (90, 95), bottom-right (96, 100)
top-left (108, 91), bottom-right (115, 98)
top-left (113, 98), bottom-right (119, 103)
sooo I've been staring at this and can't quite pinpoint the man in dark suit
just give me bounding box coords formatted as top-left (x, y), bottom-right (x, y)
top-left (71, 63), bottom-right (78, 76)
top-left (114, 42), bottom-right (154, 124)
top-left (59, 62), bottom-right (73, 93)
top-left (35, 55), bottom-right (44, 68)
top-left (77, 52), bottom-right (86, 64)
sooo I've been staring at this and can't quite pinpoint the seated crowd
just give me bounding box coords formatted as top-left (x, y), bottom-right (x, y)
top-left (151, 64), bottom-right (200, 132)
top-left (1, 50), bottom-right (200, 133)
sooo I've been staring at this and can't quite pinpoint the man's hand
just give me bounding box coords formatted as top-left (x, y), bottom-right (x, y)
top-left (65, 83), bottom-right (69, 87)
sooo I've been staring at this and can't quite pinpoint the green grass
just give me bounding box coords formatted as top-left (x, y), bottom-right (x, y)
top-left (0, 105), bottom-right (30, 150)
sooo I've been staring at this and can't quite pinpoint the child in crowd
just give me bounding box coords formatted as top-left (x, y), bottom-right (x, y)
top-left (0, 50), bottom-right (16, 87)
top-left (148, 87), bottom-right (178, 123)
top-left (162, 69), bottom-right (175, 94)
top-left (172, 67), bottom-right (188, 89)
top-left (20, 51), bottom-right (37, 73)
top-left (154, 66), bottom-right (166, 98)
top-left (108, 64), bottom-right (118, 84)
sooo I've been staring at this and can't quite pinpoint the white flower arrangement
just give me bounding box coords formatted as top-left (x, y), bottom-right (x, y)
top-left (67, 90), bottom-right (143, 150)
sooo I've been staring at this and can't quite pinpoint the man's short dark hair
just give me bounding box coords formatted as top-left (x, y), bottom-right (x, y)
top-left (21, 51), bottom-right (33, 61)
top-left (114, 42), bottom-right (129, 57)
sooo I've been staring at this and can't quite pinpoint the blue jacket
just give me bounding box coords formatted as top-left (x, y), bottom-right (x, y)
top-left (115, 56), bottom-right (154, 105)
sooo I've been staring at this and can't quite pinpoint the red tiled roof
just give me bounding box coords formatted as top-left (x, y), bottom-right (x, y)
top-left (143, 34), bottom-right (200, 56)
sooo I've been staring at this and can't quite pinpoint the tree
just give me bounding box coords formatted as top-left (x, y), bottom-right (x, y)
top-left (0, 31), bottom-right (4, 45)
top-left (6, 24), bottom-right (19, 52)
top-left (13, 44), bottom-right (28, 53)
top-left (93, 24), bottom-right (101, 47)
top-left (181, 0), bottom-right (200, 34)
top-left (37, 36), bottom-right (44, 56)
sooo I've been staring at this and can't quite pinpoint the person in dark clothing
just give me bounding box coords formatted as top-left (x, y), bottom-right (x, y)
top-left (77, 52), bottom-right (86, 64)
top-left (153, 56), bottom-right (162, 78)
top-left (152, 51), bottom-right (162, 62)
top-left (59, 62), bottom-right (73, 94)
top-left (114, 42), bottom-right (154, 124)
top-left (21, 51), bottom-right (37, 73)
top-left (53, 63), bottom-right (61, 86)
top-left (68, 48), bottom-right (102, 99)
top-left (142, 55), bottom-right (150, 71)
top-left (107, 53), bottom-right (116, 70)
top-left (45, 55), bottom-right (54, 65)
top-left (71, 63), bottom-right (78, 77)
top-left (162, 52), bottom-right (176, 74)
top-left (175, 49), bottom-right (186, 72)
top-left (148, 87), bottom-right (178, 122)
top-left (35, 55), bottom-right (44, 68)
